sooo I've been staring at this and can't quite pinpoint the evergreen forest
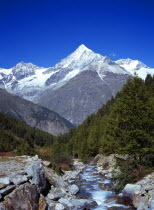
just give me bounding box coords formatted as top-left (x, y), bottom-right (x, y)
top-left (53, 75), bottom-right (154, 166)
top-left (0, 112), bottom-right (55, 155)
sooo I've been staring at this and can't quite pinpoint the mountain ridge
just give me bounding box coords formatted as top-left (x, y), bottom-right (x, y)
top-left (0, 45), bottom-right (154, 124)
top-left (0, 88), bottom-right (74, 135)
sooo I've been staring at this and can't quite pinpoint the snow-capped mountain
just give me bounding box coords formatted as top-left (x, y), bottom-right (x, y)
top-left (0, 44), bottom-right (128, 101)
top-left (115, 58), bottom-right (148, 70)
top-left (0, 62), bottom-right (49, 99)
top-left (0, 44), bottom-right (153, 125)
top-left (115, 58), bottom-right (154, 79)
top-left (54, 44), bottom-right (110, 69)
top-left (43, 44), bottom-right (113, 87)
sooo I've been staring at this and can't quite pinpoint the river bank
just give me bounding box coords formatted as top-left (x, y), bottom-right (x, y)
top-left (93, 154), bottom-right (154, 210)
top-left (0, 154), bottom-right (154, 209)
top-left (76, 165), bottom-right (135, 209)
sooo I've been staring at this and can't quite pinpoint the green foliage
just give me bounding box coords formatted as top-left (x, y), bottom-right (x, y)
top-left (0, 112), bottom-right (55, 154)
top-left (53, 165), bottom-right (62, 175)
top-left (53, 76), bottom-right (154, 165)
top-left (102, 77), bottom-right (154, 160)
top-left (113, 158), bottom-right (153, 193)
top-left (113, 158), bottom-right (137, 193)
top-left (145, 74), bottom-right (154, 86)
top-left (52, 153), bottom-right (72, 166)
top-left (16, 143), bottom-right (35, 156)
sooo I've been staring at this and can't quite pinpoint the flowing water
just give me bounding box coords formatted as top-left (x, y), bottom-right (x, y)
top-left (76, 165), bottom-right (134, 210)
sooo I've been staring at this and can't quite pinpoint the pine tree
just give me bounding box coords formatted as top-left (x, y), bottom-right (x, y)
top-left (145, 74), bottom-right (153, 86)
top-left (101, 76), bottom-right (154, 163)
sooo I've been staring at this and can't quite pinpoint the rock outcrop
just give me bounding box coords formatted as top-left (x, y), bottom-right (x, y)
top-left (26, 161), bottom-right (46, 193)
top-left (94, 154), bottom-right (125, 178)
top-left (1, 184), bottom-right (39, 210)
top-left (121, 172), bottom-right (154, 209)
top-left (0, 156), bottom-right (86, 210)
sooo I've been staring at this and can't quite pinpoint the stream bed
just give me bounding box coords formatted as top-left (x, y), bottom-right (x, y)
top-left (76, 165), bottom-right (135, 210)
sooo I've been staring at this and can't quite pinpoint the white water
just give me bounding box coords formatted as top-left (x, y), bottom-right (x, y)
top-left (78, 165), bottom-right (131, 209)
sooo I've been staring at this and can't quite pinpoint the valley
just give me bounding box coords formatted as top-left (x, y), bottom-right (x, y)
top-left (0, 46), bottom-right (154, 210)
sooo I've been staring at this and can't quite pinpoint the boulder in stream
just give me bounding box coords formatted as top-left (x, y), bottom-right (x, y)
top-left (0, 183), bottom-right (39, 210)
top-left (67, 184), bottom-right (79, 195)
top-left (26, 161), bottom-right (46, 193)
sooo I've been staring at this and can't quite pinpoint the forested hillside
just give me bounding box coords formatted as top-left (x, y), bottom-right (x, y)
top-left (53, 75), bottom-right (154, 165)
top-left (0, 88), bottom-right (74, 136)
top-left (0, 112), bottom-right (55, 155)
top-left (1, 74), bottom-right (154, 168)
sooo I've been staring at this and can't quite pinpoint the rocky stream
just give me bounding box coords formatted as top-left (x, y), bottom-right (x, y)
top-left (0, 154), bottom-right (154, 209)
top-left (76, 165), bottom-right (134, 209)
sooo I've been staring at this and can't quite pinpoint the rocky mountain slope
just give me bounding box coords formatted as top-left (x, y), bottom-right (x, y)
top-left (0, 88), bottom-right (74, 136)
top-left (0, 45), bottom-right (154, 125)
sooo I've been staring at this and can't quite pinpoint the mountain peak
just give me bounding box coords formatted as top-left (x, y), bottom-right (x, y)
top-left (15, 62), bottom-right (36, 67)
top-left (116, 58), bottom-right (149, 70)
top-left (75, 44), bottom-right (92, 53)
top-left (12, 62), bottom-right (40, 72)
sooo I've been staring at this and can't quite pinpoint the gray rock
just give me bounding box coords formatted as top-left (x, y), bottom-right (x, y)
top-left (1, 183), bottom-right (39, 210)
top-left (143, 185), bottom-right (154, 191)
top-left (16, 170), bottom-right (27, 175)
top-left (150, 196), bottom-right (154, 210)
top-left (0, 185), bottom-right (15, 195)
top-left (26, 161), bottom-right (46, 193)
top-left (137, 196), bottom-right (149, 210)
top-left (63, 171), bottom-right (79, 181)
top-left (47, 192), bottom-right (65, 200)
top-left (11, 175), bottom-right (29, 185)
top-left (59, 197), bottom-right (90, 209)
top-left (0, 183), bottom-right (6, 190)
top-left (59, 198), bottom-right (73, 207)
top-left (43, 160), bottom-right (51, 167)
top-left (45, 169), bottom-right (68, 192)
top-left (12, 62), bottom-right (36, 80)
top-left (122, 184), bottom-right (141, 199)
top-left (0, 177), bottom-right (10, 185)
top-left (0, 204), bottom-right (5, 210)
top-left (121, 173), bottom-right (154, 209)
top-left (133, 194), bottom-right (141, 208)
top-left (149, 190), bottom-right (154, 198)
top-left (67, 184), bottom-right (79, 195)
top-left (32, 155), bottom-right (39, 161)
top-left (96, 154), bottom-right (117, 168)
top-left (55, 203), bottom-right (65, 210)
top-left (46, 199), bottom-right (56, 209)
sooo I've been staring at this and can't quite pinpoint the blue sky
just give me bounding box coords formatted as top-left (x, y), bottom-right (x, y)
top-left (0, 0), bottom-right (154, 68)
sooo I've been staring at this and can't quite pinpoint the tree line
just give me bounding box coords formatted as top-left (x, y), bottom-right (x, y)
top-left (0, 112), bottom-right (56, 155)
top-left (53, 74), bottom-right (154, 166)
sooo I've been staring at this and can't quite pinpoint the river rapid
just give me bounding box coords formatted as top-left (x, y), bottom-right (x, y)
top-left (76, 165), bottom-right (134, 210)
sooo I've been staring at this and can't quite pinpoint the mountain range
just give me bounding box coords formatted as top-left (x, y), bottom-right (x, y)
top-left (0, 44), bottom-right (154, 125)
top-left (0, 88), bottom-right (74, 136)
